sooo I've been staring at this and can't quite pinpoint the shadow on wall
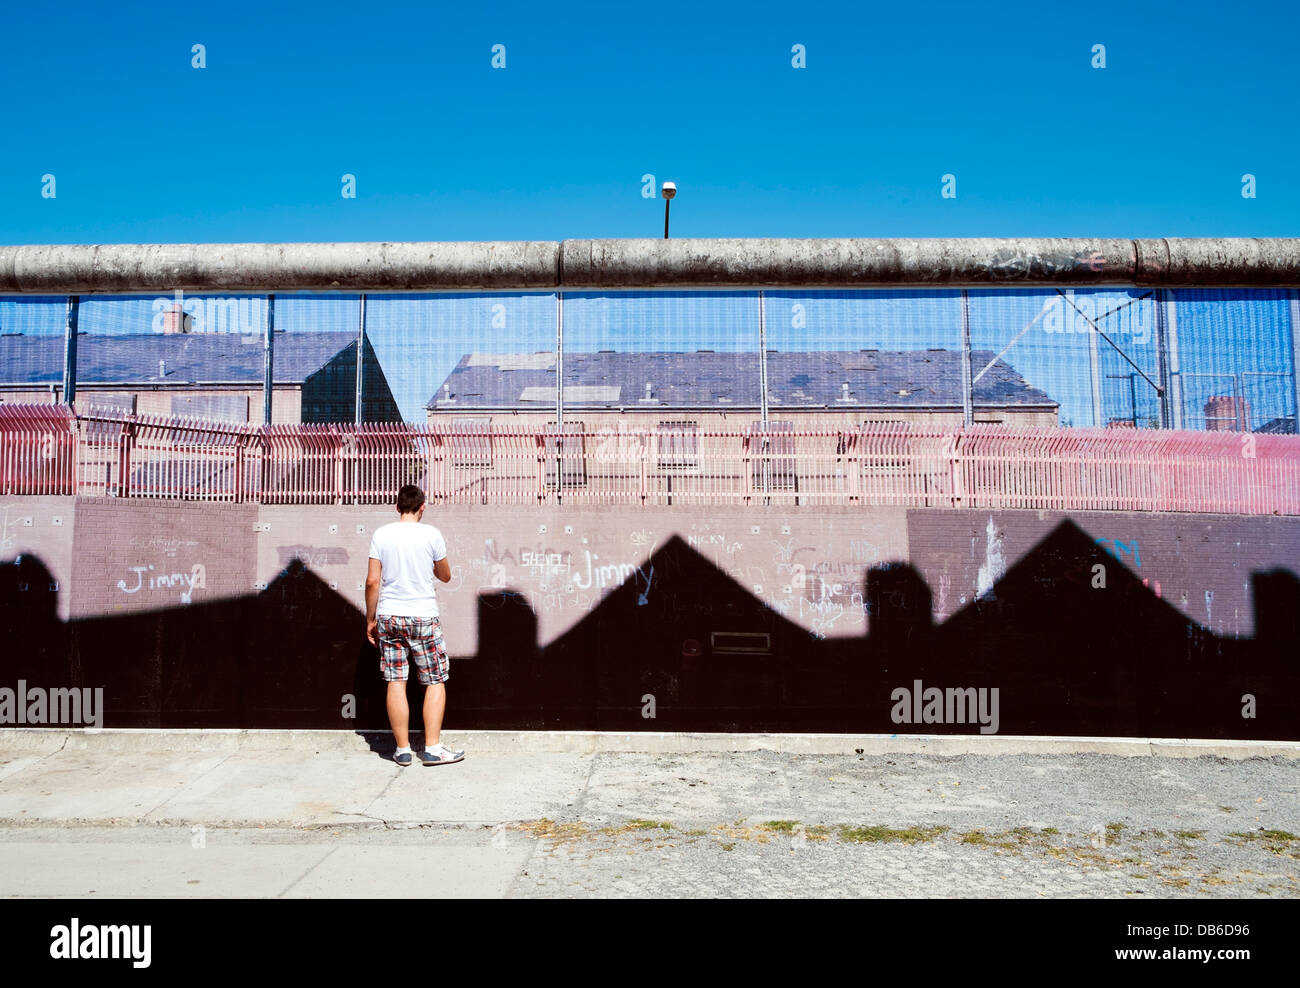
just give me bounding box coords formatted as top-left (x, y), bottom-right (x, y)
top-left (1, 520), bottom-right (1297, 738)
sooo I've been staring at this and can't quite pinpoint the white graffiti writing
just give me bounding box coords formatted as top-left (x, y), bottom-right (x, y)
top-left (116, 563), bottom-right (207, 604)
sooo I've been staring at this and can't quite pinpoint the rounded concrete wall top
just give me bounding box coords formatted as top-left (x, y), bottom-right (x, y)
top-left (2, 238), bottom-right (1299, 292)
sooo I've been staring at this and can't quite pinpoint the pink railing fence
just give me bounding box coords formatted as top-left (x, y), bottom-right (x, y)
top-left (1, 404), bottom-right (1297, 515)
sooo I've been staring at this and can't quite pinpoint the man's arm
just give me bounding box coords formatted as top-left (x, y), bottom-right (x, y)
top-left (365, 557), bottom-right (382, 644)
top-left (434, 556), bottom-right (451, 583)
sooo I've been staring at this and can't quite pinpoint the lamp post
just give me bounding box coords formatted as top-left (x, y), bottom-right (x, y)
top-left (662, 181), bottom-right (676, 238)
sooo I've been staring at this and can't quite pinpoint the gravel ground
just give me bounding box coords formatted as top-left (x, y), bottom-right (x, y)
top-left (1, 750), bottom-right (1295, 898)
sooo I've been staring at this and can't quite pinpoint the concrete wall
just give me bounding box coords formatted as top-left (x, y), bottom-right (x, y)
top-left (0, 496), bottom-right (75, 622)
top-left (251, 503), bottom-right (911, 655)
top-left (6, 239), bottom-right (1300, 291)
top-left (33, 496), bottom-right (1296, 645)
top-left (906, 510), bottom-right (1300, 638)
top-left (2, 494), bottom-right (1297, 736)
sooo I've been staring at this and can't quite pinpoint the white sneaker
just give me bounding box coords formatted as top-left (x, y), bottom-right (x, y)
top-left (419, 743), bottom-right (465, 766)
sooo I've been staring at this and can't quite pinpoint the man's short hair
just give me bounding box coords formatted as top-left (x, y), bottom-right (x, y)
top-left (397, 484), bottom-right (426, 514)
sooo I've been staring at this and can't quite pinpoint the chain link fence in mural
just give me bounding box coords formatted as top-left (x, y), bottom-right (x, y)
top-left (1, 289), bottom-right (1297, 441)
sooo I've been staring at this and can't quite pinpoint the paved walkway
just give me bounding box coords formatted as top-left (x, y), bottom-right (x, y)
top-left (1, 730), bottom-right (1297, 898)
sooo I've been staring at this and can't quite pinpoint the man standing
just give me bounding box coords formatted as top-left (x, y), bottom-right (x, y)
top-left (365, 484), bottom-right (465, 767)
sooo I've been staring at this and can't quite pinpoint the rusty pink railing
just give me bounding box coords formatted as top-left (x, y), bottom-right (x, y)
top-left (1, 403), bottom-right (1298, 515)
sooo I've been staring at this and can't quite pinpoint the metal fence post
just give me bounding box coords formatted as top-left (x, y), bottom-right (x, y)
top-left (62, 296), bottom-right (79, 408)
top-left (555, 291), bottom-right (564, 504)
top-left (117, 416), bottom-right (135, 498)
top-left (758, 291), bottom-right (769, 429)
top-left (1290, 291), bottom-right (1300, 434)
top-left (758, 290), bottom-right (770, 496)
top-left (263, 294), bottom-right (275, 425)
top-left (67, 411), bottom-right (80, 496)
top-left (960, 290), bottom-right (973, 426)
top-left (1153, 289), bottom-right (1171, 429)
top-left (1165, 290), bottom-right (1183, 429)
top-left (1084, 290), bottom-right (1103, 427)
top-left (355, 294), bottom-right (366, 425)
top-left (234, 432), bottom-right (246, 503)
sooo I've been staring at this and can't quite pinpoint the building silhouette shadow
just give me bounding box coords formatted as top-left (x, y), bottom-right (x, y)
top-left (1, 520), bottom-right (1296, 739)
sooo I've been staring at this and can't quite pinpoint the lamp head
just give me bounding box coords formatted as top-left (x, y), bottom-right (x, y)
top-left (661, 181), bottom-right (677, 200)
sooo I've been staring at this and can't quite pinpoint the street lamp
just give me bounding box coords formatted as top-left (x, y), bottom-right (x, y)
top-left (661, 181), bottom-right (676, 238)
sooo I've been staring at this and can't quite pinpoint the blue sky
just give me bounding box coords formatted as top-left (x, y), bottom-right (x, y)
top-left (2, 0), bottom-right (1297, 243)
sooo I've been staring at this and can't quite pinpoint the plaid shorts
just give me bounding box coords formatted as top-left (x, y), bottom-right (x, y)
top-left (377, 614), bottom-right (450, 686)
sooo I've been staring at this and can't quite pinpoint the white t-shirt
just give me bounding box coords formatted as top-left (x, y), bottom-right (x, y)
top-left (368, 521), bottom-right (448, 618)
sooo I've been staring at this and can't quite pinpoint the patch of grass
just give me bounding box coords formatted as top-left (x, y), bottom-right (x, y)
top-left (712, 823), bottom-right (771, 844)
top-left (720, 842), bottom-right (735, 851)
top-left (1105, 823), bottom-right (1125, 841)
top-left (599, 819), bottom-right (674, 837)
top-left (839, 824), bottom-right (948, 845)
top-left (1174, 829), bottom-right (1205, 841)
top-left (515, 819), bottom-right (589, 844)
top-left (959, 827), bottom-right (1048, 851)
top-left (1227, 829), bottom-right (1298, 854)
top-left (756, 821), bottom-right (832, 842)
top-left (1041, 827), bottom-right (1060, 836)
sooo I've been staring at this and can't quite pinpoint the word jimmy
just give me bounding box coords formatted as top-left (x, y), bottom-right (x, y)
top-left (50, 918), bottom-right (151, 968)
top-left (890, 680), bottom-right (1000, 734)
top-left (0, 681), bottom-right (103, 728)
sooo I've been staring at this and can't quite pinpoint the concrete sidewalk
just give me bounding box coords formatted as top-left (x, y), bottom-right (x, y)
top-left (1, 729), bottom-right (1297, 897)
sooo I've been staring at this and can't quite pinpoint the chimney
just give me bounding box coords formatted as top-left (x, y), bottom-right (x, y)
top-left (1203, 395), bottom-right (1250, 432)
top-left (162, 304), bottom-right (191, 334)
top-left (159, 359), bottom-right (166, 378)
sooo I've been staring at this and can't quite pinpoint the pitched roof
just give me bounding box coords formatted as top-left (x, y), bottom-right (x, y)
top-left (427, 350), bottom-right (1057, 409)
top-left (0, 332), bottom-right (357, 386)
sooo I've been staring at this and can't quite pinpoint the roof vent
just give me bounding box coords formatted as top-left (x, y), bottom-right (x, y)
top-left (639, 381), bottom-right (658, 404)
top-left (159, 359), bottom-right (166, 378)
